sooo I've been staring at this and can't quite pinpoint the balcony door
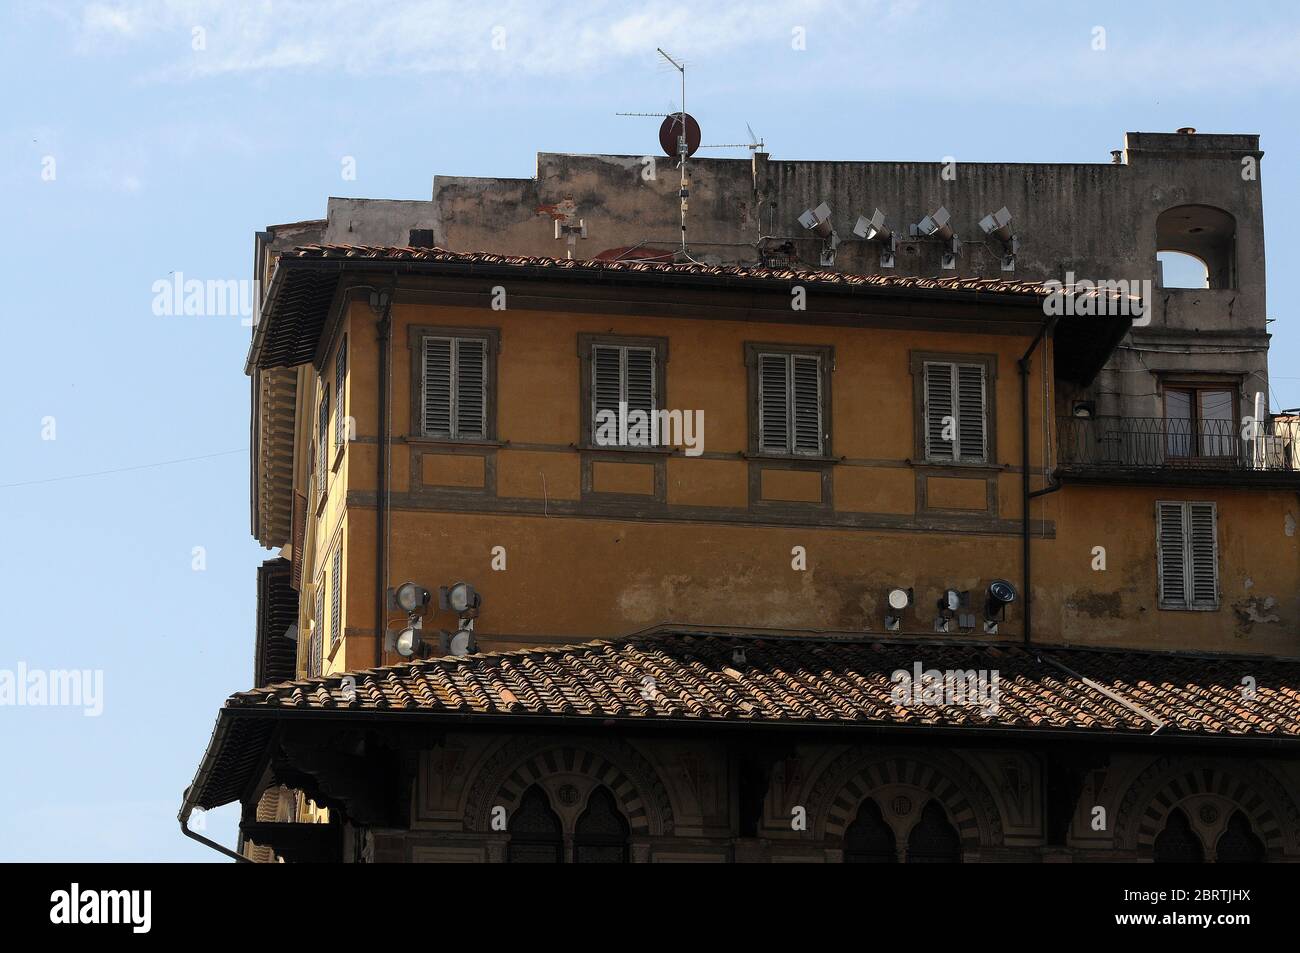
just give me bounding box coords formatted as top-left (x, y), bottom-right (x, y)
top-left (1163, 384), bottom-right (1235, 462)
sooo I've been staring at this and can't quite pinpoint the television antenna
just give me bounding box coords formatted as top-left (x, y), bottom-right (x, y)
top-left (616, 48), bottom-right (697, 259)
top-left (701, 123), bottom-right (765, 153)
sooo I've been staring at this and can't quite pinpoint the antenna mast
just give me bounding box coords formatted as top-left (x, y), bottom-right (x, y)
top-left (657, 47), bottom-right (690, 259)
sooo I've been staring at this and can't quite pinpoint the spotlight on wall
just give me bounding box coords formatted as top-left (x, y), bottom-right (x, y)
top-left (978, 207), bottom-right (1018, 271)
top-left (911, 206), bottom-right (960, 270)
top-left (388, 582), bottom-right (432, 614)
top-left (439, 624), bottom-right (478, 657)
top-left (983, 579), bottom-right (1017, 634)
top-left (393, 624), bottom-right (433, 660)
top-left (798, 201), bottom-right (840, 265)
top-left (884, 587), bottom-right (913, 631)
top-left (853, 208), bottom-right (897, 268)
top-left (1071, 400), bottom-right (1096, 419)
top-left (439, 582), bottom-right (482, 617)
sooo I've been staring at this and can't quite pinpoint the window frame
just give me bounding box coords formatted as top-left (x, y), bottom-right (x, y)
top-left (577, 333), bottom-right (669, 452)
top-left (332, 334), bottom-right (348, 467)
top-left (406, 325), bottom-right (500, 443)
top-left (745, 342), bottom-right (834, 459)
top-left (908, 351), bottom-right (998, 466)
top-left (329, 545), bottom-right (343, 650)
top-left (1159, 378), bottom-right (1239, 462)
top-left (1155, 500), bottom-right (1220, 611)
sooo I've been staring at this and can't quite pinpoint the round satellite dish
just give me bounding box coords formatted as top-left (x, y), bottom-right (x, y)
top-left (659, 112), bottom-right (701, 158)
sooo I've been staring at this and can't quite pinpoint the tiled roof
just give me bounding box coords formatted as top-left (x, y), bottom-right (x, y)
top-left (225, 632), bottom-right (1300, 738)
top-left (278, 243), bottom-right (1059, 297)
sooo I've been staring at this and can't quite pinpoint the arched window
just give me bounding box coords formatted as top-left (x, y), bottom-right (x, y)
top-left (1216, 811), bottom-right (1264, 863)
top-left (1153, 808), bottom-right (1204, 863)
top-left (845, 798), bottom-right (897, 863)
top-left (508, 786), bottom-right (563, 863)
top-left (1156, 205), bottom-right (1236, 289)
top-left (906, 801), bottom-right (962, 863)
top-left (574, 786), bottom-right (630, 863)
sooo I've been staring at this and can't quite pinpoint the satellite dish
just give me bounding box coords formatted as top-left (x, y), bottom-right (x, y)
top-left (659, 112), bottom-right (701, 158)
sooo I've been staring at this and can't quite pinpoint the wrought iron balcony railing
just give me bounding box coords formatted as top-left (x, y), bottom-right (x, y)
top-left (1057, 415), bottom-right (1300, 472)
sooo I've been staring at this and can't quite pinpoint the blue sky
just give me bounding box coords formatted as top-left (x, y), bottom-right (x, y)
top-left (1, 1), bottom-right (1297, 861)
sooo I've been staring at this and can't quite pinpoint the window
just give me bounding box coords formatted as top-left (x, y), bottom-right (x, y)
top-left (579, 334), bottom-right (667, 449)
top-left (333, 336), bottom-right (348, 449)
top-left (408, 327), bottom-right (499, 441)
top-left (329, 546), bottom-right (343, 649)
top-left (1156, 205), bottom-right (1236, 290)
top-left (905, 801), bottom-right (962, 863)
top-left (1153, 808), bottom-right (1203, 863)
top-left (316, 391), bottom-right (330, 499)
top-left (845, 799), bottom-right (897, 863)
top-left (746, 343), bottom-right (832, 457)
top-left (308, 578), bottom-right (324, 678)
top-left (1163, 383), bottom-right (1236, 460)
top-left (574, 787), bottom-right (630, 863)
top-left (1216, 811), bottom-right (1264, 863)
top-left (923, 361), bottom-right (987, 463)
top-left (508, 787), bottom-right (563, 863)
top-left (1157, 501), bottom-right (1219, 610)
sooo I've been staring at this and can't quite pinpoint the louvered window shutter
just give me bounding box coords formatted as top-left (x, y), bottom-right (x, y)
top-left (316, 392), bottom-right (329, 494)
top-left (311, 581), bottom-right (325, 677)
top-left (421, 337), bottom-right (453, 436)
top-left (624, 346), bottom-right (655, 447)
top-left (421, 335), bottom-right (488, 439)
top-left (590, 344), bottom-right (656, 446)
top-left (924, 363), bottom-right (955, 461)
top-left (924, 361), bottom-right (987, 462)
top-left (333, 338), bottom-right (347, 447)
top-left (454, 338), bottom-right (487, 439)
top-left (1156, 502), bottom-right (1188, 609)
top-left (791, 355), bottom-right (823, 454)
top-left (1187, 503), bottom-right (1218, 608)
top-left (330, 547), bottom-right (343, 648)
top-left (956, 364), bottom-right (987, 460)
top-left (758, 354), bottom-right (790, 454)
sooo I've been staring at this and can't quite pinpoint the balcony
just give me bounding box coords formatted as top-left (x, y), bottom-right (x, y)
top-left (1057, 415), bottom-right (1300, 485)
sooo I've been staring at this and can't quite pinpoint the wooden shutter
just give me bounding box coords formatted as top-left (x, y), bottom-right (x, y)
top-left (333, 337), bottom-right (347, 447)
top-left (924, 362), bottom-right (955, 461)
top-left (591, 343), bottom-right (655, 446)
top-left (421, 337), bottom-right (453, 436)
top-left (791, 355), bottom-right (822, 454)
top-left (1156, 502), bottom-right (1187, 608)
top-left (316, 392), bottom-right (329, 495)
top-left (310, 580), bottom-right (325, 677)
top-left (1188, 503), bottom-right (1218, 608)
top-left (290, 491), bottom-right (306, 589)
top-left (330, 547), bottom-right (343, 648)
top-left (454, 338), bottom-right (487, 439)
top-left (956, 364), bottom-right (987, 460)
top-left (758, 353), bottom-right (790, 454)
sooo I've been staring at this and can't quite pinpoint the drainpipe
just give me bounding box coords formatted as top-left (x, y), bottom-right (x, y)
top-left (179, 788), bottom-right (250, 863)
top-left (374, 282), bottom-right (395, 667)
top-left (1018, 315), bottom-right (1058, 646)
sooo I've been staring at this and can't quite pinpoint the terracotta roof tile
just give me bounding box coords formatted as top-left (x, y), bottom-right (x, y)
top-left (227, 632), bottom-right (1300, 739)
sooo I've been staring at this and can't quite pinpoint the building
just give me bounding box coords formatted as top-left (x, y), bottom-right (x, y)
top-left (182, 129), bottom-right (1300, 863)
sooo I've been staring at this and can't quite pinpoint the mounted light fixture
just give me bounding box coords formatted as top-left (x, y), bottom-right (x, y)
top-left (389, 582), bottom-right (432, 614)
top-left (439, 582), bottom-right (482, 617)
top-left (884, 587), bottom-right (913, 631)
top-left (978, 206), bottom-right (1018, 271)
top-left (984, 579), bottom-right (1017, 634)
top-left (394, 624), bottom-right (433, 660)
top-left (1071, 400), bottom-right (1096, 419)
top-left (439, 624), bottom-right (478, 657)
top-left (798, 202), bottom-right (840, 266)
top-left (853, 208), bottom-right (897, 268)
top-left (911, 206), bottom-right (960, 270)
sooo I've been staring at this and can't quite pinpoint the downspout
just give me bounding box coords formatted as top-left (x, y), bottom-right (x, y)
top-left (179, 787), bottom-right (251, 863)
top-left (374, 282), bottom-right (395, 666)
top-left (1018, 314), bottom-right (1058, 646)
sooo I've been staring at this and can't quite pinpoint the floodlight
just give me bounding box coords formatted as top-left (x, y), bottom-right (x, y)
top-left (439, 582), bottom-right (482, 616)
top-left (985, 580), bottom-right (1017, 622)
top-left (1072, 401), bottom-right (1096, 419)
top-left (854, 209), bottom-right (897, 268)
top-left (887, 588), bottom-right (912, 611)
top-left (394, 625), bottom-right (432, 660)
top-left (391, 582), bottom-right (431, 614)
top-left (914, 206), bottom-right (954, 242)
top-left (978, 207), bottom-right (1013, 244)
top-left (439, 625), bottom-right (477, 657)
top-left (798, 202), bottom-right (834, 240)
